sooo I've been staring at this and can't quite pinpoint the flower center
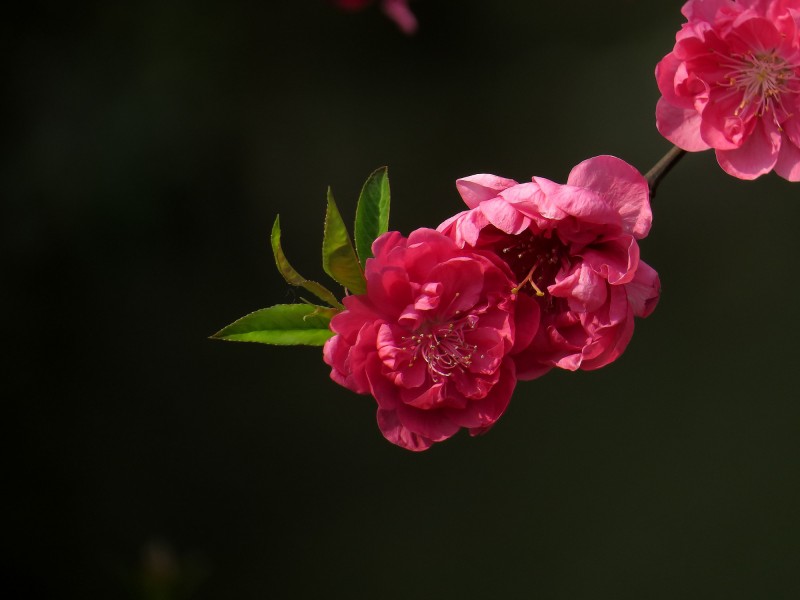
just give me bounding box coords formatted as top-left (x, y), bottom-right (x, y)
top-left (497, 231), bottom-right (565, 298)
top-left (719, 50), bottom-right (799, 127)
top-left (404, 315), bottom-right (479, 382)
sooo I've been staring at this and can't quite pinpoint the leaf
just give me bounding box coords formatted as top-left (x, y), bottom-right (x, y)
top-left (210, 304), bottom-right (335, 346)
top-left (300, 303), bottom-right (340, 321)
top-left (322, 188), bottom-right (367, 295)
top-left (354, 166), bottom-right (390, 267)
top-left (271, 216), bottom-right (343, 309)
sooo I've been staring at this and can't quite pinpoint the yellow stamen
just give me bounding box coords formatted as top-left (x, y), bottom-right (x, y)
top-left (511, 265), bottom-right (545, 297)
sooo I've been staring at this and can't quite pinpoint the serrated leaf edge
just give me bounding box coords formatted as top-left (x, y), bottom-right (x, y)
top-left (271, 215), bottom-right (344, 309)
top-left (354, 165), bottom-right (390, 267)
top-left (322, 188), bottom-right (367, 295)
top-left (210, 303), bottom-right (334, 346)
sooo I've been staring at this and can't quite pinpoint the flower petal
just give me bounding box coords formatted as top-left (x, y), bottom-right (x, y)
top-left (456, 174), bottom-right (519, 209)
top-left (774, 137), bottom-right (800, 181)
top-left (656, 97), bottom-right (712, 152)
top-left (626, 260), bottom-right (661, 318)
top-left (480, 197), bottom-right (530, 235)
top-left (567, 155), bottom-right (652, 239)
top-left (376, 409), bottom-right (434, 451)
top-left (715, 119), bottom-right (781, 179)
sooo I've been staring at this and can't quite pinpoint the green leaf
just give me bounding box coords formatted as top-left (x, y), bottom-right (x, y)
top-left (210, 304), bottom-right (335, 346)
top-left (322, 188), bottom-right (367, 295)
top-left (354, 166), bottom-right (390, 267)
top-left (271, 216), bottom-right (343, 309)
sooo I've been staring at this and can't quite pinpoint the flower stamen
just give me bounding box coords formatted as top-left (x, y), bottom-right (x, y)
top-left (500, 232), bottom-right (563, 299)
top-left (403, 315), bottom-right (479, 381)
top-left (717, 49), bottom-right (800, 129)
top-left (512, 264), bottom-right (545, 297)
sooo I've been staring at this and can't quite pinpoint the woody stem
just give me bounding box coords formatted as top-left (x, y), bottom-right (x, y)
top-left (645, 145), bottom-right (687, 199)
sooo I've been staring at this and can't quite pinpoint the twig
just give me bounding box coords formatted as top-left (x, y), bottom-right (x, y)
top-left (645, 145), bottom-right (687, 199)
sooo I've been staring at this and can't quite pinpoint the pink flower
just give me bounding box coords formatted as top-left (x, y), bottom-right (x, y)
top-left (323, 228), bottom-right (537, 451)
top-left (438, 156), bottom-right (660, 380)
top-left (330, 0), bottom-right (418, 34)
top-left (656, 0), bottom-right (800, 180)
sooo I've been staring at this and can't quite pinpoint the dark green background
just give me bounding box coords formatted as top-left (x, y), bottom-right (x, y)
top-left (5, 1), bottom-right (800, 598)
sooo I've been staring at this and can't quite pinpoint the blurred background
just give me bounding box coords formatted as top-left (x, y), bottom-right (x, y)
top-left (5, 1), bottom-right (800, 598)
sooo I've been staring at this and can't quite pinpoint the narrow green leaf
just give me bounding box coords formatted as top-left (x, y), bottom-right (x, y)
top-left (271, 216), bottom-right (343, 309)
top-left (354, 166), bottom-right (390, 266)
top-left (322, 188), bottom-right (367, 295)
top-left (210, 304), bottom-right (335, 346)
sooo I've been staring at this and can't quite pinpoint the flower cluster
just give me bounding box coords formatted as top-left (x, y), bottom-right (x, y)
top-left (656, 0), bottom-right (800, 180)
top-left (323, 156), bottom-right (659, 450)
top-left (219, 0), bottom-right (800, 452)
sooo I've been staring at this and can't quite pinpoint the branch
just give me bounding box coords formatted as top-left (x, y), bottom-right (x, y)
top-left (645, 146), bottom-right (687, 200)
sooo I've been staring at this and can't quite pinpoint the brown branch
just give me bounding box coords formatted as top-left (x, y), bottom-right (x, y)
top-left (645, 146), bottom-right (687, 200)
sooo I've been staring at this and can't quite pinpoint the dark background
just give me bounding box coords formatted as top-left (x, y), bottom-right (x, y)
top-left (5, 1), bottom-right (800, 598)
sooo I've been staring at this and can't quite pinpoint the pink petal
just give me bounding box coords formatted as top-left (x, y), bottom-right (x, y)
top-left (437, 208), bottom-right (489, 247)
top-left (781, 102), bottom-right (800, 148)
top-left (394, 403), bottom-right (460, 441)
top-left (447, 361), bottom-right (516, 430)
top-left (715, 119), bottom-right (781, 179)
top-left (428, 257), bottom-right (485, 316)
top-left (510, 294), bottom-right (540, 355)
top-left (365, 265), bottom-right (411, 317)
top-left (369, 230), bottom-right (405, 263)
top-left (464, 329), bottom-right (505, 377)
top-left (496, 181), bottom-right (548, 218)
top-left (550, 265), bottom-right (608, 312)
top-left (774, 137), bottom-right (800, 181)
top-left (365, 350), bottom-right (402, 410)
top-left (567, 155), bottom-right (652, 239)
top-left (480, 197), bottom-right (529, 235)
top-left (332, 296), bottom-right (382, 340)
top-left (656, 53), bottom-right (695, 108)
top-left (324, 334), bottom-right (367, 393)
top-left (729, 15), bottom-right (782, 53)
top-left (626, 260), bottom-right (661, 318)
top-left (413, 282), bottom-right (442, 311)
top-left (580, 236), bottom-right (639, 285)
top-left (579, 306), bottom-right (635, 372)
top-left (699, 89), bottom-right (755, 150)
top-left (394, 359), bottom-right (428, 389)
top-left (376, 408), bottom-right (433, 451)
top-left (682, 0), bottom-right (732, 21)
top-left (402, 381), bottom-right (449, 409)
top-left (455, 174), bottom-right (519, 209)
top-left (533, 178), bottom-right (621, 227)
top-left (656, 96), bottom-right (711, 151)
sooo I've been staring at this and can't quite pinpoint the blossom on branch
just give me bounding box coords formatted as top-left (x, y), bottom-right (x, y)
top-left (438, 156), bottom-right (660, 380)
top-left (323, 228), bottom-right (537, 451)
top-left (656, 0), bottom-right (800, 180)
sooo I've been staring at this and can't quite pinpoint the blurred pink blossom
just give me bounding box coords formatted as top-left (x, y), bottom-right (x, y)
top-left (323, 228), bottom-right (537, 451)
top-left (656, 0), bottom-right (800, 180)
top-left (330, 0), bottom-right (418, 34)
top-left (438, 156), bottom-right (660, 381)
